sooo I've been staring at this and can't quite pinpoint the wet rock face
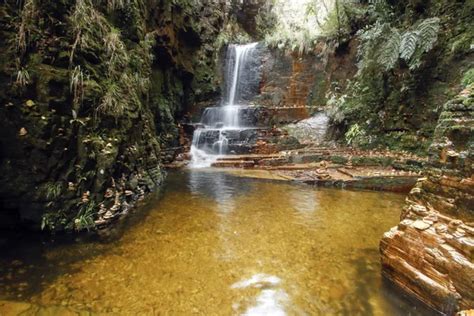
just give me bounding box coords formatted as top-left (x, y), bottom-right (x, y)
top-left (380, 86), bottom-right (474, 314)
top-left (200, 106), bottom-right (271, 128)
top-left (221, 43), bottom-right (266, 105)
top-left (193, 128), bottom-right (260, 154)
top-left (193, 127), bottom-right (300, 155)
top-left (255, 42), bottom-right (358, 109)
top-left (231, 0), bottom-right (274, 39)
top-left (0, 0), bottom-right (233, 231)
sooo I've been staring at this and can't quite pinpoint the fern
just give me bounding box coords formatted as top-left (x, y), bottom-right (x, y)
top-left (356, 22), bottom-right (391, 73)
top-left (415, 17), bottom-right (440, 53)
top-left (399, 31), bottom-right (418, 61)
top-left (377, 28), bottom-right (401, 71)
top-left (407, 17), bottom-right (440, 69)
top-left (357, 17), bottom-right (440, 73)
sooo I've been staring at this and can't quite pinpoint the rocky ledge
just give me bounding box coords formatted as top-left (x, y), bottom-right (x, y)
top-left (169, 146), bottom-right (427, 192)
top-left (380, 175), bottom-right (473, 314)
top-left (380, 86), bottom-right (473, 314)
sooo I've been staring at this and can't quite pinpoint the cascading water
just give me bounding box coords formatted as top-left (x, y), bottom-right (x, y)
top-left (190, 43), bottom-right (260, 168)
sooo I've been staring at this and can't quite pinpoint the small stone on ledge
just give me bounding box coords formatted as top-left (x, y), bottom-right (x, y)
top-left (413, 220), bottom-right (431, 231)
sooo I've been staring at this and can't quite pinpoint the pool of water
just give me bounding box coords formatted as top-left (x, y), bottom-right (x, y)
top-left (0, 170), bottom-right (433, 315)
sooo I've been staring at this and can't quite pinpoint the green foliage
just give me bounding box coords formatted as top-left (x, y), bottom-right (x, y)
top-left (399, 31), bottom-right (418, 61)
top-left (40, 200), bottom-right (96, 231)
top-left (264, 0), bottom-right (325, 54)
top-left (98, 81), bottom-right (123, 116)
top-left (70, 65), bottom-right (85, 109)
top-left (406, 18), bottom-right (441, 69)
top-left (98, 71), bottom-right (148, 117)
top-left (264, 0), bottom-right (384, 53)
top-left (326, 89), bottom-right (349, 124)
top-left (41, 211), bottom-right (66, 231)
top-left (73, 201), bottom-right (96, 231)
top-left (345, 123), bottom-right (366, 146)
top-left (319, 0), bottom-right (391, 40)
top-left (357, 17), bottom-right (440, 73)
top-left (255, 4), bottom-right (278, 39)
top-left (103, 0), bottom-right (131, 12)
top-left (44, 182), bottom-right (63, 200)
top-left (318, 0), bottom-right (352, 39)
top-left (12, 0), bottom-right (37, 89)
top-left (104, 27), bottom-right (129, 75)
top-left (68, 0), bottom-right (153, 118)
top-left (378, 28), bottom-right (401, 71)
top-left (15, 67), bottom-right (30, 87)
top-left (16, 0), bottom-right (37, 55)
top-left (461, 68), bottom-right (474, 87)
top-left (69, 0), bottom-right (110, 65)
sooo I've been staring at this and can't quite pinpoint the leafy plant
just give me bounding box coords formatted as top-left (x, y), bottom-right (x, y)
top-left (69, 0), bottom-right (110, 65)
top-left (98, 81), bottom-right (123, 116)
top-left (357, 17), bottom-right (440, 73)
top-left (15, 67), bottom-right (30, 87)
top-left (377, 28), bottom-right (401, 71)
top-left (73, 200), bottom-right (96, 231)
top-left (461, 68), bottom-right (474, 87)
top-left (264, 0), bottom-right (327, 54)
top-left (16, 0), bottom-right (37, 55)
top-left (104, 27), bottom-right (129, 75)
top-left (345, 123), bottom-right (365, 145)
top-left (104, 0), bottom-right (131, 12)
top-left (44, 182), bottom-right (63, 200)
top-left (70, 65), bottom-right (85, 109)
top-left (41, 210), bottom-right (67, 231)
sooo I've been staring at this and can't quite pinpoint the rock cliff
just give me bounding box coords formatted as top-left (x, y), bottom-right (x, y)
top-left (380, 85), bottom-right (473, 314)
top-left (0, 0), bottom-right (247, 231)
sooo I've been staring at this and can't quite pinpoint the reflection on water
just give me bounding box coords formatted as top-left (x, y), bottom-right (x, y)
top-left (188, 169), bottom-right (242, 214)
top-left (0, 170), bottom-right (434, 315)
top-left (232, 274), bottom-right (288, 316)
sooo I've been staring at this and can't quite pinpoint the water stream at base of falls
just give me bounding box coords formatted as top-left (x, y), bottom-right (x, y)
top-left (190, 42), bottom-right (259, 168)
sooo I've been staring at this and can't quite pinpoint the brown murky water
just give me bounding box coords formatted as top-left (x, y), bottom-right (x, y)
top-left (0, 170), bottom-right (433, 315)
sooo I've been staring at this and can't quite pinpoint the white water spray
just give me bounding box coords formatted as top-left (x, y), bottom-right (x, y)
top-left (227, 43), bottom-right (258, 106)
top-left (190, 43), bottom-right (259, 168)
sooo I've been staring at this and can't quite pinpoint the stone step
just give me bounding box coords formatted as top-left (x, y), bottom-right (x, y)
top-left (211, 160), bottom-right (255, 168)
top-left (216, 154), bottom-right (281, 162)
top-left (265, 164), bottom-right (321, 171)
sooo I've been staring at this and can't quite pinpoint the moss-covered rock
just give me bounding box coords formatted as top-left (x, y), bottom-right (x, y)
top-left (0, 0), bottom-right (249, 232)
top-left (325, 0), bottom-right (474, 154)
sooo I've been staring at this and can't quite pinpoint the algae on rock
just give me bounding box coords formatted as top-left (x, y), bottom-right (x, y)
top-left (0, 0), bottom-right (242, 231)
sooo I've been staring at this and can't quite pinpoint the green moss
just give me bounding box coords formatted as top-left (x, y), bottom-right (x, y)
top-left (0, 0), bottom-right (235, 232)
top-left (462, 69), bottom-right (474, 87)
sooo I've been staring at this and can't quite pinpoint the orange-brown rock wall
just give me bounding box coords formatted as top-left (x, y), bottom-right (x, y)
top-left (380, 86), bottom-right (474, 314)
top-left (256, 40), bottom-right (357, 110)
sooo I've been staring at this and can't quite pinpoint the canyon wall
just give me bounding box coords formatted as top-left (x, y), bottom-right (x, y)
top-left (380, 85), bottom-right (473, 314)
top-left (245, 40), bottom-right (358, 126)
top-left (0, 0), bottom-right (252, 231)
top-left (257, 41), bottom-right (358, 111)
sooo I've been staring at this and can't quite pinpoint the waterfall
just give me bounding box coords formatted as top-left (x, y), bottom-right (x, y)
top-left (226, 43), bottom-right (259, 106)
top-left (190, 42), bottom-right (260, 168)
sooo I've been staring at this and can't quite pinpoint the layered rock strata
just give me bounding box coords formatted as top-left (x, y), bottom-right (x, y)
top-left (380, 86), bottom-right (474, 314)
